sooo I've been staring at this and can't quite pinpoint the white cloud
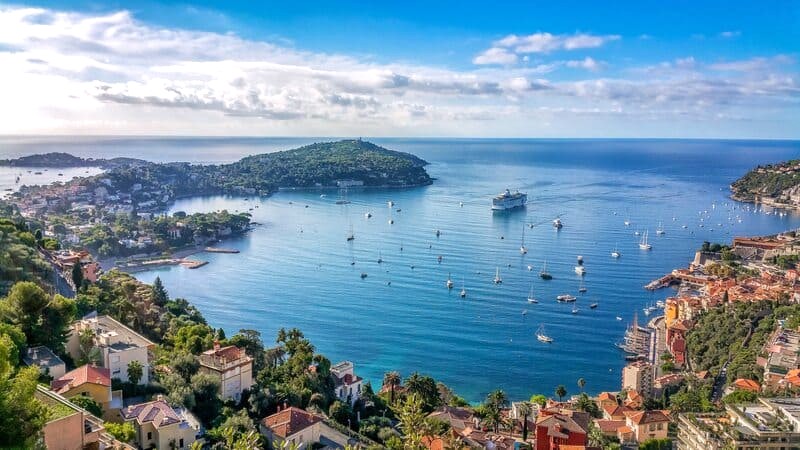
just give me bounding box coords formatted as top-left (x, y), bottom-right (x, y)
top-left (719, 31), bottom-right (741, 38)
top-left (473, 47), bottom-right (518, 65)
top-left (566, 57), bottom-right (604, 72)
top-left (491, 32), bottom-right (620, 55)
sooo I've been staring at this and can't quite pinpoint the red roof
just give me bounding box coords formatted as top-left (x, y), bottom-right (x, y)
top-left (51, 364), bottom-right (111, 393)
top-left (262, 407), bottom-right (322, 438)
top-left (626, 410), bottom-right (670, 425)
top-left (595, 419), bottom-right (626, 433)
top-left (121, 399), bottom-right (182, 428)
top-left (733, 378), bottom-right (761, 393)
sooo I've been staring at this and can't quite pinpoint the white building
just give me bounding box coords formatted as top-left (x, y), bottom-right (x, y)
top-left (331, 361), bottom-right (363, 406)
top-left (198, 343), bottom-right (254, 401)
top-left (66, 313), bottom-right (154, 384)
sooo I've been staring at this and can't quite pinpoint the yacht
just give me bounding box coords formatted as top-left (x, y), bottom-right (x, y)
top-left (616, 316), bottom-right (623, 321)
top-left (639, 230), bottom-right (652, 250)
top-left (578, 280), bottom-right (587, 293)
top-left (624, 219), bottom-right (631, 226)
top-left (656, 222), bottom-right (665, 235)
top-left (460, 279), bottom-right (467, 298)
top-left (540, 261), bottom-right (553, 280)
top-left (527, 284), bottom-right (538, 303)
top-left (493, 267), bottom-right (502, 284)
top-left (446, 273), bottom-right (454, 289)
top-left (557, 294), bottom-right (577, 302)
top-left (491, 189), bottom-right (527, 211)
top-left (553, 218), bottom-right (563, 229)
top-left (536, 325), bottom-right (554, 343)
top-left (527, 264), bottom-right (533, 271)
top-left (611, 244), bottom-right (621, 258)
top-left (572, 306), bottom-right (579, 314)
top-left (346, 224), bottom-right (355, 241)
top-left (575, 265), bottom-right (586, 276)
top-left (590, 302), bottom-right (598, 309)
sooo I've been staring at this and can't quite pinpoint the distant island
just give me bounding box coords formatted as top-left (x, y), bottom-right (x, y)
top-left (0, 152), bottom-right (148, 169)
top-left (731, 159), bottom-right (800, 208)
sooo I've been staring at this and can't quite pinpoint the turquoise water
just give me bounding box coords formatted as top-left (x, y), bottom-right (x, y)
top-left (3, 137), bottom-right (800, 401)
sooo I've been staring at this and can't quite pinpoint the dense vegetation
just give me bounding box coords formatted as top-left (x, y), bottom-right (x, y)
top-left (0, 208), bottom-right (54, 295)
top-left (685, 301), bottom-right (800, 383)
top-left (731, 159), bottom-right (800, 200)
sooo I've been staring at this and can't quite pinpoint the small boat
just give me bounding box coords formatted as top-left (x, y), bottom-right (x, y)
top-left (536, 325), bottom-right (553, 343)
top-left (360, 273), bottom-right (368, 279)
top-left (572, 306), bottom-right (579, 314)
top-left (520, 226), bottom-right (527, 254)
top-left (388, 219), bottom-right (394, 224)
top-left (656, 222), bottom-right (665, 235)
top-left (435, 229), bottom-right (441, 237)
top-left (611, 244), bottom-right (621, 258)
top-left (493, 267), bottom-right (502, 284)
top-left (522, 310), bottom-right (528, 315)
top-left (460, 278), bottom-right (467, 298)
top-left (574, 265), bottom-right (586, 276)
top-left (590, 303), bottom-right (598, 309)
top-left (388, 201), bottom-right (394, 207)
top-left (377, 252), bottom-right (383, 264)
top-left (527, 284), bottom-right (538, 303)
top-left (578, 280), bottom-right (587, 293)
top-left (624, 219), bottom-right (631, 226)
top-left (57, 173), bottom-right (63, 176)
top-left (527, 265), bottom-right (533, 271)
top-left (34, 171), bottom-right (42, 175)
top-left (540, 261), bottom-right (552, 280)
top-left (459, 202), bottom-right (464, 207)
top-left (616, 316), bottom-right (623, 321)
top-left (446, 273), bottom-right (454, 289)
top-left (639, 230), bottom-right (652, 250)
top-left (335, 200), bottom-right (350, 205)
top-left (556, 294), bottom-right (577, 302)
top-left (553, 218), bottom-right (563, 229)
top-left (365, 212), bottom-right (372, 218)
top-left (437, 255), bottom-right (443, 264)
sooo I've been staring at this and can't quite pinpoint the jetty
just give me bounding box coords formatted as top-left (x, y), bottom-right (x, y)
top-left (204, 247), bottom-right (240, 254)
top-left (645, 274), bottom-right (677, 290)
top-left (183, 259), bottom-right (209, 269)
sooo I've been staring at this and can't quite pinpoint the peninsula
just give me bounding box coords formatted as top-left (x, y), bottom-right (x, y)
top-left (0, 152), bottom-right (147, 169)
top-left (731, 159), bottom-right (800, 208)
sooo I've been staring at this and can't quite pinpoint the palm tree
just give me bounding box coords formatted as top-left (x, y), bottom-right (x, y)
top-left (578, 377), bottom-right (586, 393)
top-left (516, 401), bottom-right (533, 441)
top-left (486, 389), bottom-right (508, 410)
top-left (555, 385), bottom-right (567, 402)
top-left (383, 371), bottom-right (401, 404)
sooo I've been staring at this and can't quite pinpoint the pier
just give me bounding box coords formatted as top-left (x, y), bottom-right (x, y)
top-left (204, 247), bottom-right (240, 254)
top-left (645, 274), bottom-right (676, 290)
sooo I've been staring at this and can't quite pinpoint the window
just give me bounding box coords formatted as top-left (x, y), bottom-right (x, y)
top-left (657, 423), bottom-right (663, 430)
top-left (147, 431), bottom-right (152, 440)
top-left (179, 439), bottom-right (184, 448)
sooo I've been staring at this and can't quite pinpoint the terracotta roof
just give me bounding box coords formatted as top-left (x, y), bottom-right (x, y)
top-left (202, 344), bottom-right (243, 360)
top-left (733, 378), bottom-right (761, 393)
top-left (537, 413), bottom-right (588, 440)
top-left (51, 365), bottom-right (111, 393)
top-left (121, 399), bottom-right (183, 428)
top-left (617, 425), bottom-right (633, 434)
top-left (428, 406), bottom-right (475, 432)
top-left (261, 407), bottom-right (322, 438)
top-left (597, 392), bottom-right (617, 402)
top-left (422, 436), bottom-right (444, 450)
top-left (335, 372), bottom-right (363, 386)
top-left (603, 404), bottom-right (632, 419)
top-left (595, 419), bottom-right (626, 433)
top-left (626, 410), bottom-right (670, 425)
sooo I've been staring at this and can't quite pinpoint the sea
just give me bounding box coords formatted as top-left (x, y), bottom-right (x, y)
top-left (2, 136), bottom-right (800, 403)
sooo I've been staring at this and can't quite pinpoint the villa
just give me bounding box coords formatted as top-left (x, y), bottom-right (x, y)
top-left (66, 313), bottom-right (155, 384)
top-left (22, 345), bottom-right (66, 379)
top-left (330, 361), bottom-right (363, 406)
top-left (51, 364), bottom-right (124, 421)
top-left (198, 342), bottom-right (254, 401)
top-left (121, 396), bottom-right (201, 450)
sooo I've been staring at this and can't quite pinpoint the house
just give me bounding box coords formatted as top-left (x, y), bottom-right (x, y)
top-left (330, 361), bottom-right (363, 406)
top-left (34, 385), bottom-right (109, 450)
top-left (66, 313), bottom-right (154, 384)
top-left (23, 345), bottom-right (66, 379)
top-left (622, 410), bottom-right (670, 443)
top-left (534, 409), bottom-right (590, 450)
top-left (725, 378), bottom-right (761, 395)
top-left (602, 404), bottom-right (633, 421)
top-left (259, 407), bottom-right (323, 448)
top-left (51, 364), bottom-right (124, 421)
top-left (121, 396), bottom-right (200, 450)
top-left (198, 342), bottom-right (254, 401)
top-left (595, 392), bottom-right (617, 412)
top-left (427, 406), bottom-right (479, 434)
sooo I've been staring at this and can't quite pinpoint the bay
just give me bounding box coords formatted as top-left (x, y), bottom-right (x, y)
top-left (2, 137), bottom-right (799, 402)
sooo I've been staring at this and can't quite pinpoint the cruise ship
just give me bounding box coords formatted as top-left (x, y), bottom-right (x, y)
top-left (491, 189), bottom-right (527, 211)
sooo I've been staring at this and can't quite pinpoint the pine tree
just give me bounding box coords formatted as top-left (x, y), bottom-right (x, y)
top-left (152, 276), bottom-right (169, 306)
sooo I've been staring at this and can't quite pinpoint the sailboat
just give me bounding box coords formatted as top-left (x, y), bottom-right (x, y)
top-left (446, 272), bottom-right (454, 289)
top-left (520, 226), bottom-right (528, 254)
top-left (572, 305), bottom-right (579, 314)
top-left (377, 251), bottom-right (384, 264)
top-left (460, 278), bottom-right (467, 298)
top-left (639, 230), bottom-right (652, 250)
top-left (346, 224), bottom-right (355, 241)
top-left (656, 222), bottom-right (665, 235)
top-left (611, 243), bottom-right (621, 258)
top-left (539, 261), bottom-right (552, 280)
top-left (578, 279), bottom-right (587, 293)
top-left (536, 325), bottom-right (553, 343)
top-left (493, 267), bottom-right (502, 284)
top-left (527, 284), bottom-right (538, 303)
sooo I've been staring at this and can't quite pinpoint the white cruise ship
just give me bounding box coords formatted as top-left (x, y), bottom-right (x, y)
top-left (491, 189), bottom-right (527, 211)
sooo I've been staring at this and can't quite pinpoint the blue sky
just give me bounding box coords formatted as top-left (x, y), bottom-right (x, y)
top-left (0, 1), bottom-right (798, 137)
